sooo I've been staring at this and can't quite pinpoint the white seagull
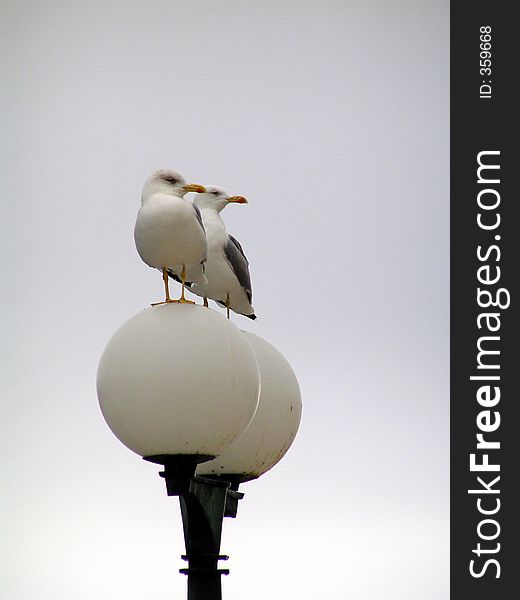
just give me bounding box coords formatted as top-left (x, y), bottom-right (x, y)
top-left (134, 169), bottom-right (207, 304)
top-left (187, 186), bottom-right (256, 319)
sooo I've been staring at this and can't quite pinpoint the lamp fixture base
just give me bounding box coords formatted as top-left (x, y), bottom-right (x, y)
top-left (143, 454), bottom-right (215, 495)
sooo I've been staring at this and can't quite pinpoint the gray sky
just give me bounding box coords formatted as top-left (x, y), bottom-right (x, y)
top-left (1, 1), bottom-right (449, 598)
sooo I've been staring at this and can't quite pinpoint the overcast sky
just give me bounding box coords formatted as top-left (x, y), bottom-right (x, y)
top-left (1, 1), bottom-right (449, 598)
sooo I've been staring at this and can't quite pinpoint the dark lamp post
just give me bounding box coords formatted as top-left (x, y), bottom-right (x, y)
top-left (144, 455), bottom-right (242, 600)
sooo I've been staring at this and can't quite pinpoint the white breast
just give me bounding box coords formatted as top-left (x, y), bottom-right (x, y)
top-left (134, 193), bottom-right (207, 281)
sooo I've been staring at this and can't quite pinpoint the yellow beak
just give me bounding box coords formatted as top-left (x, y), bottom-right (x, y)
top-left (227, 196), bottom-right (248, 204)
top-left (183, 183), bottom-right (206, 193)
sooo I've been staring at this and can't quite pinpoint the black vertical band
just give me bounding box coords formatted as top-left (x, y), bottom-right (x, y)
top-left (451, 2), bottom-right (518, 597)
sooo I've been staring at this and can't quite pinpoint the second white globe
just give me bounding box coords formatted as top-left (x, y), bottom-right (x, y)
top-left (198, 332), bottom-right (302, 481)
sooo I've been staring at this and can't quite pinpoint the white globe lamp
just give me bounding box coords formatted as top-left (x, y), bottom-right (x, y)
top-left (197, 332), bottom-right (302, 483)
top-left (97, 304), bottom-right (260, 467)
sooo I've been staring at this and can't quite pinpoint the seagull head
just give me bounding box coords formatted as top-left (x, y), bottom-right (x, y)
top-left (193, 186), bottom-right (248, 213)
top-left (142, 170), bottom-right (206, 200)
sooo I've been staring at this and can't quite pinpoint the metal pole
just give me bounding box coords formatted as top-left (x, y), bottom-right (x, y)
top-left (179, 477), bottom-right (230, 600)
top-left (145, 455), bottom-right (244, 600)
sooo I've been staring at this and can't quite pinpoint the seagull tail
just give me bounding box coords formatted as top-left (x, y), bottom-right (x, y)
top-left (167, 269), bottom-right (182, 284)
top-left (167, 268), bottom-right (202, 288)
top-left (186, 269), bottom-right (207, 286)
top-left (244, 313), bottom-right (257, 321)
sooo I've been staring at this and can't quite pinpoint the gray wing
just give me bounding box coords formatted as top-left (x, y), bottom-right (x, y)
top-left (224, 234), bottom-right (253, 303)
top-left (192, 204), bottom-right (207, 262)
top-left (192, 204), bottom-right (205, 234)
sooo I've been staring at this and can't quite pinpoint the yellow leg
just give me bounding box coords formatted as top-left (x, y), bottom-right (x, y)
top-left (226, 293), bottom-right (230, 319)
top-left (152, 268), bottom-right (179, 305)
top-left (164, 267), bottom-right (171, 302)
top-left (178, 266), bottom-right (195, 304)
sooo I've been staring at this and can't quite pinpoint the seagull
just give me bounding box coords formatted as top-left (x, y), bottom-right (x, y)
top-left (134, 169), bottom-right (207, 304)
top-left (187, 186), bottom-right (256, 320)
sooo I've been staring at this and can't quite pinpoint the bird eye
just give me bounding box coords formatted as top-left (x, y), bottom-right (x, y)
top-left (164, 176), bottom-right (178, 185)
top-left (212, 191), bottom-right (220, 196)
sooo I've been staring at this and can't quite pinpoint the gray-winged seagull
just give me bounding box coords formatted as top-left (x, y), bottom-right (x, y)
top-left (185, 186), bottom-right (256, 319)
top-left (134, 169), bottom-right (207, 304)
